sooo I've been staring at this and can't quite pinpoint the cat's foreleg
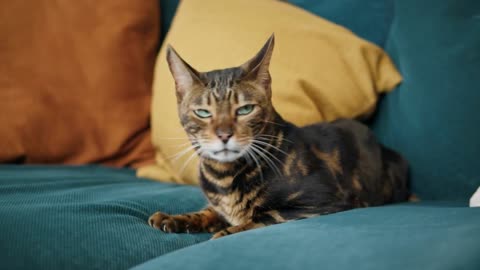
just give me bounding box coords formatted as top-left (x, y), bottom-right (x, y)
top-left (211, 221), bottom-right (266, 239)
top-left (211, 205), bottom-right (351, 239)
top-left (211, 209), bottom-right (300, 239)
top-left (149, 207), bottom-right (228, 233)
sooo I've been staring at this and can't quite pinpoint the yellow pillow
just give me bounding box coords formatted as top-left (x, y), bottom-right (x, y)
top-left (138, 0), bottom-right (402, 184)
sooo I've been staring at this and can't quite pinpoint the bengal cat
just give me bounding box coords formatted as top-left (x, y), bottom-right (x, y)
top-left (148, 35), bottom-right (409, 239)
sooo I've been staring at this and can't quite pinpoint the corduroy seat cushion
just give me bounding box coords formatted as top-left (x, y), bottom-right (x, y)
top-left (0, 166), bottom-right (209, 270)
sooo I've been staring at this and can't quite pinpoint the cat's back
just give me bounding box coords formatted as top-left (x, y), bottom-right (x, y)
top-left (290, 118), bottom-right (409, 205)
top-left (296, 119), bottom-right (387, 161)
top-left (298, 119), bottom-right (372, 145)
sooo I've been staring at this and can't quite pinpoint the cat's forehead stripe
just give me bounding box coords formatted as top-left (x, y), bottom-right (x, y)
top-left (211, 84), bottom-right (235, 102)
top-left (238, 92), bottom-right (246, 104)
top-left (203, 67), bottom-right (244, 101)
top-left (202, 94), bottom-right (209, 105)
top-left (207, 92), bottom-right (212, 106)
top-left (226, 88), bottom-right (233, 101)
top-left (213, 87), bottom-right (221, 100)
top-left (233, 91), bottom-right (239, 103)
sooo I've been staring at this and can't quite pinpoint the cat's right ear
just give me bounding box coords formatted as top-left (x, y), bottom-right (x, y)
top-left (240, 34), bottom-right (275, 98)
top-left (166, 45), bottom-right (202, 100)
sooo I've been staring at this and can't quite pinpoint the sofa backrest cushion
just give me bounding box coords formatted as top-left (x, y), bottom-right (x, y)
top-left (371, 0), bottom-right (480, 200)
top-left (287, 0), bottom-right (394, 48)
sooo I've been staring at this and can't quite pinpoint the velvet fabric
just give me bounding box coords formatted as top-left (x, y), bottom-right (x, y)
top-left (287, 0), bottom-right (394, 47)
top-left (370, 0), bottom-right (480, 200)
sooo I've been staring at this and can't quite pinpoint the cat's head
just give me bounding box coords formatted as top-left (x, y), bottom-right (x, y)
top-left (166, 35), bottom-right (276, 163)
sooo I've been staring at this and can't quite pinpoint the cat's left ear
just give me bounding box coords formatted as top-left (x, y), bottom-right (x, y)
top-left (166, 45), bottom-right (202, 101)
top-left (241, 34), bottom-right (275, 98)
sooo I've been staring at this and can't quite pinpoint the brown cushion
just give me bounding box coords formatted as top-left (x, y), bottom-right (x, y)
top-left (0, 0), bottom-right (159, 167)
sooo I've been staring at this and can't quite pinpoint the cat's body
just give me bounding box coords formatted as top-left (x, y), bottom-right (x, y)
top-left (201, 116), bottom-right (408, 228)
top-left (149, 35), bottom-right (409, 239)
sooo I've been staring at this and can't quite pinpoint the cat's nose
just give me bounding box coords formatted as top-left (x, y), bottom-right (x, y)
top-left (216, 131), bottom-right (233, 144)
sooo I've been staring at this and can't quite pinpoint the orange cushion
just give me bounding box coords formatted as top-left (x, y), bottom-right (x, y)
top-left (0, 0), bottom-right (159, 167)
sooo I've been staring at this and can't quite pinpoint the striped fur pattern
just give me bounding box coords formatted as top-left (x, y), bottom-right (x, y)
top-left (149, 35), bottom-right (409, 239)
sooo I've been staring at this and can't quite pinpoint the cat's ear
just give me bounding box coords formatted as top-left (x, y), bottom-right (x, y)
top-left (241, 34), bottom-right (275, 97)
top-left (166, 45), bottom-right (202, 100)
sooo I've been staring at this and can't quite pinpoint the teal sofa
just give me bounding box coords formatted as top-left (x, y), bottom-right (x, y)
top-left (1, 0), bottom-right (479, 269)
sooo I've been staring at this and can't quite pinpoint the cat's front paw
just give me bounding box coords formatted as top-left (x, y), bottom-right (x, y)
top-left (148, 212), bottom-right (187, 233)
top-left (211, 229), bottom-right (229, 239)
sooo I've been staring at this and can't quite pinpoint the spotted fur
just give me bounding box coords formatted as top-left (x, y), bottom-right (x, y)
top-left (148, 35), bottom-right (410, 239)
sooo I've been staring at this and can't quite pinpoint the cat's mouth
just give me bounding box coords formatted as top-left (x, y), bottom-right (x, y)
top-left (207, 147), bottom-right (245, 163)
top-left (200, 139), bottom-right (246, 162)
top-left (213, 149), bottom-right (240, 155)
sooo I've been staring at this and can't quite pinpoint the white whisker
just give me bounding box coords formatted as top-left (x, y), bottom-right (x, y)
top-left (261, 120), bottom-right (287, 127)
top-left (157, 137), bottom-right (189, 140)
top-left (249, 144), bottom-right (283, 179)
top-left (166, 141), bottom-right (194, 149)
top-left (253, 143), bottom-right (286, 168)
top-left (177, 150), bottom-right (200, 177)
top-left (168, 144), bottom-right (200, 162)
top-left (250, 139), bottom-right (289, 156)
top-left (255, 134), bottom-right (293, 144)
top-left (245, 148), bottom-right (264, 183)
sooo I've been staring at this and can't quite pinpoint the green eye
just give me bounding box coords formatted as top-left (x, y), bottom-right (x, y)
top-left (194, 109), bottom-right (212, 118)
top-left (236, 105), bottom-right (255, 116)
